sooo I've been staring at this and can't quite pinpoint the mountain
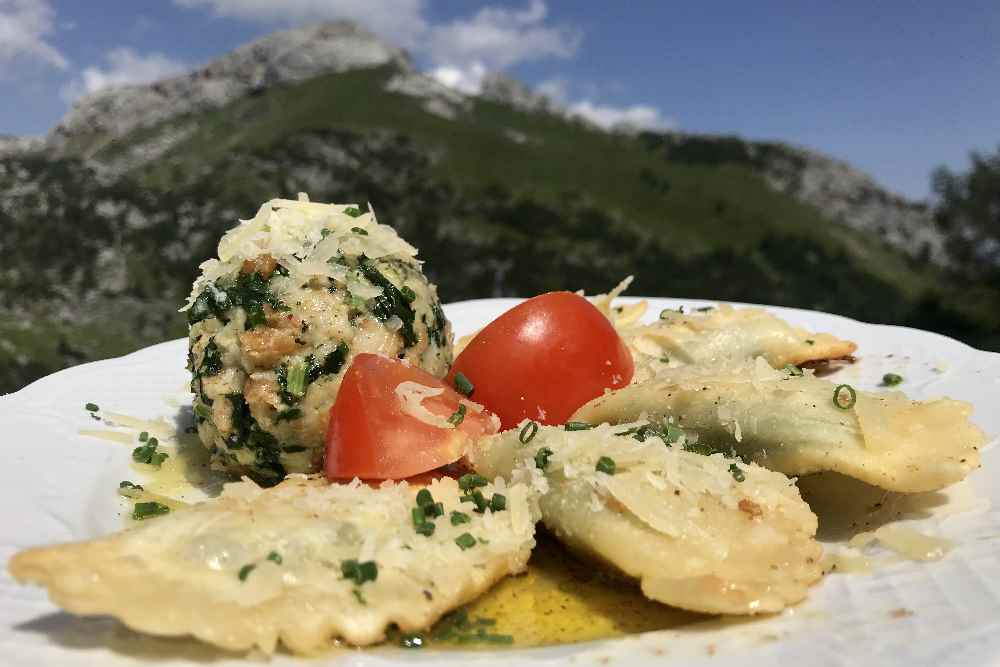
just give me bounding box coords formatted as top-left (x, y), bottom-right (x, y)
top-left (1, 21), bottom-right (996, 393)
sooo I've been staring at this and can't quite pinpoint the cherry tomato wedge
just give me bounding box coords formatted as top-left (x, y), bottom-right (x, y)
top-left (448, 291), bottom-right (633, 430)
top-left (325, 353), bottom-right (498, 480)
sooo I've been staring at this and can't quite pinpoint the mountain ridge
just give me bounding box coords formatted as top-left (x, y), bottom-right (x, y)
top-left (0, 20), bottom-right (992, 393)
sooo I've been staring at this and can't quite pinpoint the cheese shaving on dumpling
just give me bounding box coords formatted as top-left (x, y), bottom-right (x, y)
top-left (181, 194), bottom-right (418, 312)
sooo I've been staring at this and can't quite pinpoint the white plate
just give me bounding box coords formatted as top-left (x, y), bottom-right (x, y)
top-left (3, 298), bottom-right (1000, 667)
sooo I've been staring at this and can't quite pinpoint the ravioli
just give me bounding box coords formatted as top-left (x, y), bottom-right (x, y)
top-left (572, 360), bottom-right (985, 493)
top-left (469, 422), bottom-right (822, 615)
top-left (627, 306), bottom-right (856, 381)
top-left (9, 475), bottom-right (537, 654)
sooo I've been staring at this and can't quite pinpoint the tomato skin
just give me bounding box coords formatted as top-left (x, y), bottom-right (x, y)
top-left (448, 291), bottom-right (634, 430)
top-left (325, 353), bottom-right (498, 481)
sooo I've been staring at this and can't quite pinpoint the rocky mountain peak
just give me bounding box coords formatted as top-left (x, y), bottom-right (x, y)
top-left (47, 20), bottom-right (411, 152)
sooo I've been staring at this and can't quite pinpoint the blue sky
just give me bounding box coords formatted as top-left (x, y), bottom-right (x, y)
top-left (1, 0), bottom-right (997, 200)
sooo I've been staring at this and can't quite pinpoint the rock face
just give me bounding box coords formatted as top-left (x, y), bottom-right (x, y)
top-left (648, 132), bottom-right (946, 266)
top-left (479, 72), bottom-right (554, 113)
top-left (47, 21), bottom-right (410, 153)
top-left (0, 135), bottom-right (42, 156)
top-left (759, 145), bottom-right (945, 265)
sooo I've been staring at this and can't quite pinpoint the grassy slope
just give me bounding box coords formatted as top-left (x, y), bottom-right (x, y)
top-left (105, 66), bottom-right (928, 298)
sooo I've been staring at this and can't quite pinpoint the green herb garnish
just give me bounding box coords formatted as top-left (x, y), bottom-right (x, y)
top-left (132, 437), bottom-right (168, 467)
top-left (458, 473), bottom-right (488, 491)
top-left (357, 258), bottom-right (418, 347)
top-left (400, 286), bottom-right (417, 303)
top-left (595, 456), bottom-right (616, 475)
top-left (454, 372), bottom-right (474, 397)
top-left (415, 521), bottom-right (436, 537)
top-left (519, 421), bottom-right (538, 444)
top-left (416, 488), bottom-right (434, 507)
top-left (266, 551), bottom-right (282, 565)
top-left (490, 494), bottom-right (506, 512)
top-left (783, 363), bottom-right (804, 376)
top-left (881, 373), bottom-right (903, 387)
top-left (132, 501), bottom-right (169, 520)
top-left (352, 588), bottom-right (367, 605)
top-left (351, 226), bottom-right (368, 235)
top-left (448, 404), bottom-right (467, 426)
top-left (729, 463), bottom-right (746, 482)
top-left (238, 564), bottom-right (256, 581)
top-left (343, 206), bottom-right (363, 218)
top-left (450, 511), bottom-right (470, 525)
top-left (341, 559), bottom-right (378, 585)
top-left (534, 447), bottom-right (554, 470)
top-left (138, 431), bottom-right (148, 442)
top-left (85, 402), bottom-right (99, 412)
top-left (833, 384), bottom-right (857, 410)
top-left (564, 421), bottom-right (593, 431)
top-left (455, 533), bottom-right (477, 550)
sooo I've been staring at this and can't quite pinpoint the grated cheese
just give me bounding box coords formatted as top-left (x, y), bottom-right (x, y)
top-left (394, 381), bottom-right (453, 429)
top-left (182, 195), bottom-right (419, 312)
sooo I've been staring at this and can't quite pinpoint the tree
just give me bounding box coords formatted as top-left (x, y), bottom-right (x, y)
top-left (932, 146), bottom-right (1000, 276)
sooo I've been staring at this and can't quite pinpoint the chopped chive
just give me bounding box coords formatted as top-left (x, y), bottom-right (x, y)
top-left (564, 421), bottom-right (593, 431)
top-left (881, 373), bottom-right (903, 387)
top-left (833, 384), bottom-right (857, 410)
top-left (595, 456), bottom-right (616, 475)
top-left (783, 363), bottom-right (804, 377)
top-left (448, 404), bottom-right (467, 426)
top-left (805, 339), bottom-right (815, 345)
top-left (341, 559), bottom-right (378, 585)
top-left (266, 551), bottom-right (282, 565)
top-left (458, 473), bottom-right (488, 491)
top-left (660, 356), bottom-right (670, 364)
top-left (416, 488), bottom-right (434, 507)
top-left (454, 372), bottom-right (474, 397)
top-left (519, 421), bottom-right (539, 445)
top-left (425, 501), bottom-right (444, 519)
top-left (490, 494), bottom-right (506, 512)
top-left (450, 510), bottom-right (470, 525)
top-left (343, 207), bottom-right (363, 218)
top-left (350, 226), bottom-right (368, 235)
top-left (415, 521), bottom-right (436, 537)
top-left (534, 446), bottom-right (554, 470)
top-left (238, 563), bottom-right (256, 581)
top-left (85, 402), bottom-right (99, 412)
top-left (729, 463), bottom-right (746, 482)
top-left (284, 360), bottom-right (308, 398)
top-left (118, 480), bottom-right (142, 490)
top-left (455, 533), bottom-right (477, 550)
top-left (400, 286), bottom-right (417, 303)
top-left (138, 431), bottom-right (148, 442)
top-left (132, 501), bottom-right (169, 521)
top-left (695, 306), bottom-right (715, 312)
top-left (460, 490), bottom-right (489, 513)
top-left (412, 506), bottom-right (426, 527)
top-left (352, 588), bottom-right (367, 605)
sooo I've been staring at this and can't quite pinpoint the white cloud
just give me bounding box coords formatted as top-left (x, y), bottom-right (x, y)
top-left (426, 0), bottom-right (580, 71)
top-left (174, 0), bottom-right (427, 49)
top-left (535, 77), bottom-right (568, 104)
top-left (569, 100), bottom-right (674, 131)
top-left (0, 0), bottom-right (67, 71)
top-left (428, 62), bottom-right (487, 95)
top-left (60, 48), bottom-right (187, 102)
